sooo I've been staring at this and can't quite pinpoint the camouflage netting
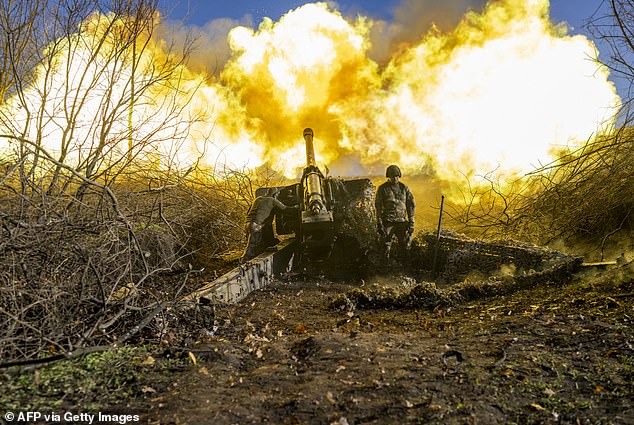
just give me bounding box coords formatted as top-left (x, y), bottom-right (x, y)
top-left (330, 230), bottom-right (583, 310)
top-left (411, 230), bottom-right (582, 280)
top-left (327, 178), bottom-right (379, 265)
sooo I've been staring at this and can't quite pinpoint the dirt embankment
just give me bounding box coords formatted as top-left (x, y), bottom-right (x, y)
top-left (143, 263), bottom-right (633, 425)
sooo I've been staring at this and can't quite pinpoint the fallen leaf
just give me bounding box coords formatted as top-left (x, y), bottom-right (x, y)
top-left (199, 367), bottom-right (209, 375)
top-left (188, 351), bottom-right (197, 365)
top-left (544, 388), bottom-right (555, 397)
top-left (326, 391), bottom-right (336, 404)
top-left (142, 386), bottom-right (156, 394)
top-left (530, 403), bottom-right (545, 411)
top-left (272, 310), bottom-right (286, 320)
top-left (111, 283), bottom-right (137, 301)
top-left (336, 365), bottom-right (346, 373)
top-left (244, 333), bottom-right (269, 344)
top-left (141, 355), bottom-right (155, 366)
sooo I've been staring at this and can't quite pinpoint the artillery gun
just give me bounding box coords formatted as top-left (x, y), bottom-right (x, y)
top-left (257, 128), bottom-right (375, 263)
top-left (191, 129), bottom-right (375, 305)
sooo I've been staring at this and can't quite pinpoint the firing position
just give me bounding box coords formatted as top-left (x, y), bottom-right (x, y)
top-left (241, 188), bottom-right (289, 262)
top-left (375, 165), bottom-right (416, 263)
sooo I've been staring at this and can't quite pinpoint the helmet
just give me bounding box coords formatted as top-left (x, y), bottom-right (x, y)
top-left (386, 164), bottom-right (402, 178)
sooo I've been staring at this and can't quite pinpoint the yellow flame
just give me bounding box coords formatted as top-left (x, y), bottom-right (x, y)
top-left (216, 0), bottom-right (619, 178)
top-left (0, 0), bottom-right (621, 182)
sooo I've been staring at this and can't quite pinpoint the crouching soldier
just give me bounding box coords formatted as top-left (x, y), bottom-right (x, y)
top-left (241, 188), bottom-right (290, 262)
top-left (375, 164), bottom-right (416, 263)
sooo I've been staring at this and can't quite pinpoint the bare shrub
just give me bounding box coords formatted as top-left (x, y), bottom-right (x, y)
top-left (445, 126), bottom-right (633, 262)
top-left (588, 0), bottom-right (634, 108)
top-left (0, 0), bottom-right (259, 363)
top-left (0, 161), bottom-right (260, 362)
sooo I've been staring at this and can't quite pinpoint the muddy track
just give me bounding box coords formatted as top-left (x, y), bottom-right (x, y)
top-left (137, 264), bottom-right (634, 425)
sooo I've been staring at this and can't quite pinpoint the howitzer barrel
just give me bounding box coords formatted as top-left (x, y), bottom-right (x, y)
top-left (302, 128), bottom-right (327, 214)
top-left (304, 127), bottom-right (316, 166)
top-left (299, 128), bottom-right (334, 259)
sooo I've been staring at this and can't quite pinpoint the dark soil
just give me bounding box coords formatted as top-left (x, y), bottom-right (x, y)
top-left (137, 263), bottom-right (634, 425)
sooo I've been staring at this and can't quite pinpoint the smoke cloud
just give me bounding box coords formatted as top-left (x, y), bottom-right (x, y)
top-left (157, 16), bottom-right (253, 77)
top-left (368, 0), bottom-right (488, 63)
top-left (3, 0), bottom-right (620, 185)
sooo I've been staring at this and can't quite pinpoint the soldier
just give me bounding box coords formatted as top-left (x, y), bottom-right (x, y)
top-left (375, 164), bottom-right (416, 263)
top-left (241, 188), bottom-right (290, 262)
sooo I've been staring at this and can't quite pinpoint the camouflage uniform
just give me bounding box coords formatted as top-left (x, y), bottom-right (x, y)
top-left (375, 179), bottom-right (416, 262)
top-left (241, 194), bottom-right (288, 262)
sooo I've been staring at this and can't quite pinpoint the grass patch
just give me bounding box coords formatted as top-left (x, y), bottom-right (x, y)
top-left (0, 345), bottom-right (190, 412)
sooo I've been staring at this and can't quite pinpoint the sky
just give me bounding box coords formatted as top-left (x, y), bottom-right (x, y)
top-left (166, 0), bottom-right (405, 23)
top-left (164, 0), bottom-right (601, 30)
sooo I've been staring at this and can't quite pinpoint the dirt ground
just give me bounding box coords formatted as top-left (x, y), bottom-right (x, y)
top-left (133, 262), bottom-right (634, 425)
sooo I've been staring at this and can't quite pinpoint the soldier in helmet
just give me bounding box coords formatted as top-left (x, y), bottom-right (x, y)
top-left (241, 187), bottom-right (290, 262)
top-left (375, 165), bottom-right (416, 263)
